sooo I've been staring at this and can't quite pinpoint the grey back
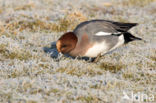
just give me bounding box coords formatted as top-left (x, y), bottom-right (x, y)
top-left (73, 20), bottom-right (137, 43)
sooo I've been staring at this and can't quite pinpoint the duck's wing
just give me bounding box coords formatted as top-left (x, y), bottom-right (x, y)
top-left (74, 20), bottom-right (138, 37)
top-left (110, 21), bottom-right (138, 32)
top-left (91, 20), bottom-right (138, 33)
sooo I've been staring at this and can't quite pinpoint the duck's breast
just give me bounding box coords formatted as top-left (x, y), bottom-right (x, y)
top-left (84, 34), bottom-right (125, 57)
top-left (84, 41), bottom-right (109, 57)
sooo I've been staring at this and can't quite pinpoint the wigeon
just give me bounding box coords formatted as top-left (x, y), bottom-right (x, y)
top-left (56, 20), bottom-right (142, 62)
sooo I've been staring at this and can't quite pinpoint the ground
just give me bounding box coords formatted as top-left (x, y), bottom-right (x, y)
top-left (0, 0), bottom-right (155, 103)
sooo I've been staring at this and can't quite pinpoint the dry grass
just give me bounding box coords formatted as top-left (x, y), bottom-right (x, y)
top-left (76, 95), bottom-right (100, 103)
top-left (56, 66), bottom-right (103, 77)
top-left (0, 44), bottom-right (32, 61)
top-left (99, 62), bottom-right (125, 73)
top-left (0, 11), bottom-right (87, 34)
top-left (14, 3), bottom-right (35, 11)
top-left (2, 18), bottom-right (71, 33)
top-left (121, 0), bottom-right (156, 7)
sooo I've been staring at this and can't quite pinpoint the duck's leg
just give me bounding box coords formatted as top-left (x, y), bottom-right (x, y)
top-left (93, 53), bottom-right (102, 63)
top-left (88, 57), bottom-right (93, 62)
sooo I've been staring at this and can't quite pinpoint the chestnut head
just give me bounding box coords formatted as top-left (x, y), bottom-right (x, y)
top-left (56, 32), bottom-right (78, 54)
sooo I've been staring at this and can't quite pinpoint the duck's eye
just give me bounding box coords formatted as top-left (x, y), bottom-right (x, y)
top-left (62, 45), bottom-right (67, 48)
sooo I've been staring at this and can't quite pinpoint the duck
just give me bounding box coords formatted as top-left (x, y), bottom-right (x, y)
top-left (56, 20), bottom-right (142, 62)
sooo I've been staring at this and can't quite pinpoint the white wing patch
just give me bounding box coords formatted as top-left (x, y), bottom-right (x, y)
top-left (95, 32), bottom-right (112, 36)
top-left (95, 31), bottom-right (121, 36)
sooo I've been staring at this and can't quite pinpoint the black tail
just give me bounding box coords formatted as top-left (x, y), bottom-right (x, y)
top-left (113, 22), bottom-right (138, 32)
top-left (123, 32), bottom-right (142, 43)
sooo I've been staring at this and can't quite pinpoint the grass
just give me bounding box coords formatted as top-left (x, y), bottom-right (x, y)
top-left (0, 9), bottom-right (2, 14)
top-left (1, 11), bottom-right (87, 34)
top-left (0, 44), bottom-right (32, 61)
top-left (99, 62), bottom-right (125, 73)
top-left (113, 16), bottom-right (129, 22)
top-left (121, 0), bottom-right (156, 7)
top-left (76, 96), bottom-right (99, 103)
top-left (14, 3), bottom-right (35, 11)
top-left (56, 66), bottom-right (103, 77)
top-left (150, 56), bottom-right (156, 61)
top-left (4, 18), bottom-right (71, 33)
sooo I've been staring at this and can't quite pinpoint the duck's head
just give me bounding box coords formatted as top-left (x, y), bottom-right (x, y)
top-left (56, 32), bottom-right (78, 54)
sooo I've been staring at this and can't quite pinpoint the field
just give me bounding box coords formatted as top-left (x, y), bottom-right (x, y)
top-left (0, 0), bottom-right (155, 103)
